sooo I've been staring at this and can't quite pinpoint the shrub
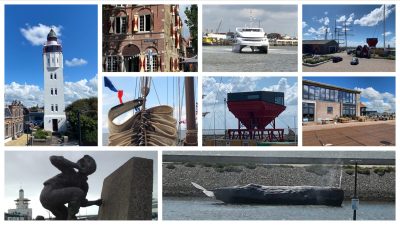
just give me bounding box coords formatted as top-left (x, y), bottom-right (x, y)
top-left (184, 162), bottom-right (196, 168)
top-left (166, 164), bottom-right (176, 169)
top-left (34, 129), bottom-right (49, 139)
top-left (201, 162), bottom-right (213, 167)
top-left (245, 163), bottom-right (257, 169)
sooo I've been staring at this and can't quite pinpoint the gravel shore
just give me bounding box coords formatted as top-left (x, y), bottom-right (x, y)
top-left (163, 164), bottom-right (395, 201)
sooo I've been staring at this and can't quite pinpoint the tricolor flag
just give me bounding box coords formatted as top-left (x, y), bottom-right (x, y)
top-left (104, 76), bottom-right (124, 104)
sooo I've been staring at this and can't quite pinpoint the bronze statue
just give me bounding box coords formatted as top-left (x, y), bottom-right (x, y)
top-left (40, 155), bottom-right (102, 220)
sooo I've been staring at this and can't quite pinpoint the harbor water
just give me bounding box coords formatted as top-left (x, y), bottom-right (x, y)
top-left (203, 46), bottom-right (297, 72)
top-left (163, 197), bottom-right (395, 220)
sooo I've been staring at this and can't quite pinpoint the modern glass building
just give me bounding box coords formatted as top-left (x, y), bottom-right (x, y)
top-left (302, 80), bottom-right (361, 122)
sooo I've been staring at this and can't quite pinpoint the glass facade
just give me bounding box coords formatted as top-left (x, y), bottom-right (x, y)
top-left (303, 83), bottom-right (358, 118)
top-left (303, 103), bottom-right (315, 122)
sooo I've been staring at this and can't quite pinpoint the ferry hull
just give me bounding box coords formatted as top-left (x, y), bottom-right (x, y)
top-left (212, 184), bottom-right (344, 206)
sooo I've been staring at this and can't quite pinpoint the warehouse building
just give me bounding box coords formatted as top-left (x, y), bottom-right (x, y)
top-left (302, 40), bottom-right (339, 55)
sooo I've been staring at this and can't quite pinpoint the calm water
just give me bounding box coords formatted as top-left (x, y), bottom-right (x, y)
top-left (163, 197), bottom-right (395, 220)
top-left (203, 46), bottom-right (298, 72)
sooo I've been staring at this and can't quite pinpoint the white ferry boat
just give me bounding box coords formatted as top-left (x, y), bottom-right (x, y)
top-left (232, 27), bottom-right (269, 53)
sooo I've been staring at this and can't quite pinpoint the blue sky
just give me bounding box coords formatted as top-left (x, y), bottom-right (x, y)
top-left (202, 77), bottom-right (298, 133)
top-left (303, 77), bottom-right (396, 113)
top-left (5, 5), bottom-right (98, 107)
top-left (303, 5), bottom-right (396, 48)
top-left (103, 77), bottom-right (198, 133)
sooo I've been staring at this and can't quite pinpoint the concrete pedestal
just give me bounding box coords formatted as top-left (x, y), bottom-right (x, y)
top-left (98, 157), bottom-right (153, 220)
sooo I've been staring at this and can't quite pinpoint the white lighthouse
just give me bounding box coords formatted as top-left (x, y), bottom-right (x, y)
top-left (43, 29), bottom-right (66, 132)
top-left (7, 188), bottom-right (32, 220)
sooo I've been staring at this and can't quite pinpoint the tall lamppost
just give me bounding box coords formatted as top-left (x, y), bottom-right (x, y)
top-left (350, 159), bottom-right (361, 220)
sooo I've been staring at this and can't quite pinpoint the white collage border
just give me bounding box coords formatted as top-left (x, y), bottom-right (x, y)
top-left (0, 0), bottom-right (398, 224)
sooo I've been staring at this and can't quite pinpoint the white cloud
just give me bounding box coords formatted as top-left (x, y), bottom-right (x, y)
top-left (337, 13), bottom-right (354, 26)
top-left (20, 24), bottom-right (62, 46)
top-left (337, 15), bottom-right (346, 23)
top-left (318, 17), bottom-right (330, 26)
top-left (302, 21), bottom-right (308, 29)
top-left (65, 58), bottom-right (88, 67)
top-left (5, 82), bottom-right (43, 107)
top-left (262, 78), bottom-right (298, 106)
top-left (382, 31), bottom-right (392, 36)
top-left (324, 11), bottom-right (328, 15)
top-left (354, 87), bottom-right (396, 113)
top-left (354, 5), bottom-right (395, 27)
top-left (64, 75), bottom-right (98, 105)
top-left (307, 26), bottom-right (330, 37)
top-left (5, 75), bottom-right (98, 107)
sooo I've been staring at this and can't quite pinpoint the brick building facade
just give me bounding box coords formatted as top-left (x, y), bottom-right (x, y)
top-left (302, 80), bottom-right (362, 123)
top-left (4, 101), bottom-right (25, 142)
top-left (103, 5), bottom-right (186, 72)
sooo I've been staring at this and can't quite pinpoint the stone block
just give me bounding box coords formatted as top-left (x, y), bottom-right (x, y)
top-left (98, 157), bottom-right (153, 220)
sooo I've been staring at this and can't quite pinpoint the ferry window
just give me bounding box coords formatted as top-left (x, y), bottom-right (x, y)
top-left (327, 107), bottom-right (333, 114)
top-left (140, 14), bottom-right (151, 32)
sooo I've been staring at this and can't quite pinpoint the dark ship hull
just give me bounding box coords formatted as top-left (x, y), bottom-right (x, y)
top-left (212, 184), bottom-right (344, 206)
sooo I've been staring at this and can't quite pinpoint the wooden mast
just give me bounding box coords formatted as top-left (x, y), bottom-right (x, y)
top-left (184, 77), bottom-right (197, 146)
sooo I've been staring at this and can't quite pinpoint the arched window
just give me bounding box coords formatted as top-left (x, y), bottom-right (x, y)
top-left (54, 73), bottom-right (57, 79)
top-left (145, 49), bottom-right (158, 72)
top-left (50, 73), bottom-right (53, 79)
top-left (55, 88), bottom-right (58, 95)
top-left (51, 88), bottom-right (53, 95)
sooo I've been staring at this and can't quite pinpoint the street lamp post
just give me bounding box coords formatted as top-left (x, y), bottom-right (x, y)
top-left (77, 111), bottom-right (81, 146)
top-left (350, 159), bottom-right (361, 221)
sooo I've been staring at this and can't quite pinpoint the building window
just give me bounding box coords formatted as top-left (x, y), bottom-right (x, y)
top-left (309, 86), bottom-right (315, 100)
top-left (145, 50), bottom-right (158, 72)
top-left (139, 14), bottom-right (151, 32)
top-left (115, 17), bottom-right (127, 34)
top-left (50, 73), bottom-right (53, 79)
top-left (106, 56), bottom-right (119, 72)
top-left (51, 104), bottom-right (54, 112)
top-left (55, 88), bottom-right (58, 95)
top-left (327, 107), bottom-right (333, 114)
top-left (314, 87), bottom-right (320, 100)
top-left (54, 73), bottom-right (57, 79)
top-left (275, 97), bottom-right (284, 105)
top-left (48, 57), bottom-right (50, 66)
top-left (55, 104), bottom-right (58, 112)
top-left (303, 85), bottom-right (309, 99)
top-left (51, 88), bottom-right (53, 95)
top-left (303, 103), bottom-right (315, 122)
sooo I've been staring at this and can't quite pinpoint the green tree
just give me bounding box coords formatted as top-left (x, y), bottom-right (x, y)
top-left (65, 97), bottom-right (98, 146)
top-left (184, 5), bottom-right (198, 54)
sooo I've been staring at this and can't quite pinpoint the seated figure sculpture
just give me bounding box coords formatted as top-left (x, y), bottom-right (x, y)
top-left (40, 155), bottom-right (102, 220)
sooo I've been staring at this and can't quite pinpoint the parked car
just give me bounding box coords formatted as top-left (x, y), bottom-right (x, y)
top-left (350, 57), bottom-right (359, 65)
top-left (346, 49), bottom-right (355, 55)
top-left (332, 56), bottom-right (343, 63)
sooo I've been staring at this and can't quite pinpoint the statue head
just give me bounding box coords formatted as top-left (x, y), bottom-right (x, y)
top-left (77, 155), bottom-right (96, 175)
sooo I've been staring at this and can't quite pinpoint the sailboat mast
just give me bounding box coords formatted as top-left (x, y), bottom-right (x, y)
top-left (184, 77), bottom-right (197, 146)
top-left (383, 4), bottom-right (386, 51)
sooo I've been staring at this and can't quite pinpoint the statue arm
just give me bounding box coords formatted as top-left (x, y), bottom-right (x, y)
top-left (50, 156), bottom-right (79, 173)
